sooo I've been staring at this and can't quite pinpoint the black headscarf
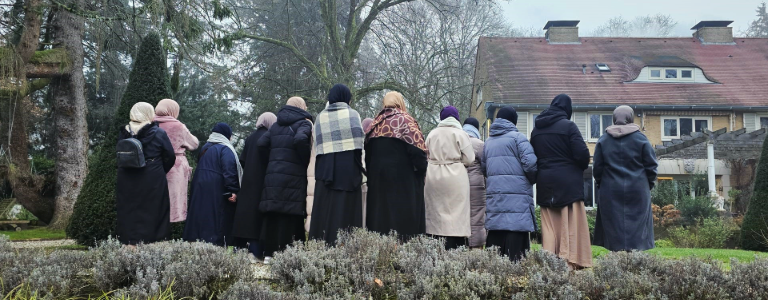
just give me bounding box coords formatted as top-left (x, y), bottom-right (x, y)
top-left (535, 94), bottom-right (573, 129)
top-left (497, 106), bottom-right (519, 125)
top-left (463, 117), bottom-right (480, 130)
top-left (212, 122), bottom-right (232, 139)
top-left (328, 84), bottom-right (352, 104)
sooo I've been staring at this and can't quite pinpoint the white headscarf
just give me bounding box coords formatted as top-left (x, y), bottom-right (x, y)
top-left (126, 102), bottom-right (155, 134)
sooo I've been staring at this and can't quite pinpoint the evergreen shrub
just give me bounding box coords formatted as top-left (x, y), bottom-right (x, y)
top-left (741, 136), bottom-right (768, 251)
top-left (67, 32), bottom-right (172, 246)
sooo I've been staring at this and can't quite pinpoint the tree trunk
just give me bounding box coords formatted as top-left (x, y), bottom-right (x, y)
top-left (5, 0), bottom-right (54, 223)
top-left (47, 0), bottom-right (88, 229)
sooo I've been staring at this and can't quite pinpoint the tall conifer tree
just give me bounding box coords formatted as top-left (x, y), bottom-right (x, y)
top-left (67, 32), bottom-right (172, 246)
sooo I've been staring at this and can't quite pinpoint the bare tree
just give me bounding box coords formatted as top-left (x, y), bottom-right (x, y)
top-left (745, 2), bottom-right (768, 37)
top-left (361, 0), bottom-right (511, 129)
top-left (592, 14), bottom-right (678, 37)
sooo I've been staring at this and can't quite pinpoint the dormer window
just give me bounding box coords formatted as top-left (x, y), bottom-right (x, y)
top-left (648, 67), bottom-right (695, 82)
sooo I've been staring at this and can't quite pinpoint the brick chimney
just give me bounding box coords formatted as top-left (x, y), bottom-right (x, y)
top-left (692, 21), bottom-right (734, 44)
top-left (544, 20), bottom-right (580, 44)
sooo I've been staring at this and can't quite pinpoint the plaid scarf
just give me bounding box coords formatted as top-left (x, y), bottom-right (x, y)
top-left (314, 102), bottom-right (365, 155)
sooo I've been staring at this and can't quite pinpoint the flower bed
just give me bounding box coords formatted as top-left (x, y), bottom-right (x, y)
top-left (1, 230), bottom-right (768, 299)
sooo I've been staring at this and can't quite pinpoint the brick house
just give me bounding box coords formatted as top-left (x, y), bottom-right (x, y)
top-left (471, 20), bottom-right (768, 208)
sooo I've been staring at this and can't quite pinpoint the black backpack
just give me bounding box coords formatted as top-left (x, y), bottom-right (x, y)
top-left (116, 128), bottom-right (146, 168)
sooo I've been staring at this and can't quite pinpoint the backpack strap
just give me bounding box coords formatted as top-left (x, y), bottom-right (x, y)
top-left (197, 143), bottom-right (214, 163)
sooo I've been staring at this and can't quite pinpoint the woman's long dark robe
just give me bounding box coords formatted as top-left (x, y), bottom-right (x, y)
top-left (116, 123), bottom-right (176, 245)
top-left (365, 138), bottom-right (427, 241)
top-left (183, 143), bottom-right (240, 246)
top-left (593, 130), bottom-right (658, 251)
top-left (308, 150), bottom-right (364, 245)
top-left (232, 128), bottom-right (269, 240)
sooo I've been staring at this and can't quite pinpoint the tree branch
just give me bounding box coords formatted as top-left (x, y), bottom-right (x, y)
top-left (234, 32), bottom-right (331, 87)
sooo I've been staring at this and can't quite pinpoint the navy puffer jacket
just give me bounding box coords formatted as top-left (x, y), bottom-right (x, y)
top-left (257, 105), bottom-right (314, 215)
top-left (482, 118), bottom-right (538, 232)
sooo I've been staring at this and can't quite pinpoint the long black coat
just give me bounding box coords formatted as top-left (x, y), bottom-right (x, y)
top-left (530, 100), bottom-right (590, 208)
top-left (183, 143), bottom-right (240, 246)
top-left (309, 150), bottom-right (364, 245)
top-left (365, 138), bottom-right (427, 241)
top-left (232, 127), bottom-right (269, 240)
top-left (257, 106), bottom-right (313, 216)
top-left (116, 123), bottom-right (176, 245)
top-left (593, 130), bottom-right (658, 251)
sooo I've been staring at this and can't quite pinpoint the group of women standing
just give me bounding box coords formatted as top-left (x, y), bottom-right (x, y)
top-left (115, 90), bottom-right (658, 269)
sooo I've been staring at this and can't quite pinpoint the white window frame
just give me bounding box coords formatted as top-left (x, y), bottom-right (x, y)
top-left (649, 67), bottom-right (695, 82)
top-left (527, 112), bottom-right (539, 138)
top-left (475, 88), bottom-right (483, 108)
top-left (660, 116), bottom-right (712, 141)
top-left (758, 113), bottom-right (768, 129)
top-left (586, 112), bottom-right (614, 142)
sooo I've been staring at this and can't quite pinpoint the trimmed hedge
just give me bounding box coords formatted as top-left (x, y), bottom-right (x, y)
top-left (741, 135), bottom-right (768, 251)
top-left (67, 32), bottom-right (172, 246)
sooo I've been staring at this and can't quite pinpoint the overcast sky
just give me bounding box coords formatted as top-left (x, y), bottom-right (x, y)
top-left (500, 0), bottom-right (762, 37)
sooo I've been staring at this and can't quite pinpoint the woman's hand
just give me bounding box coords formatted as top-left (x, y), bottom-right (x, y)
top-left (228, 193), bottom-right (237, 203)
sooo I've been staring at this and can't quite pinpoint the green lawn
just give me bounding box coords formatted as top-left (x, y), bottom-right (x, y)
top-left (0, 227), bottom-right (67, 241)
top-left (531, 244), bottom-right (768, 269)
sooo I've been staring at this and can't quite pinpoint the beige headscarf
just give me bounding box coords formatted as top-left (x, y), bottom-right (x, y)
top-left (155, 99), bottom-right (180, 119)
top-left (383, 91), bottom-right (407, 113)
top-left (606, 105), bottom-right (640, 138)
top-left (286, 97), bottom-right (307, 110)
top-left (255, 112), bottom-right (277, 129)
top-left (127, 102), bottom-right (155, 134)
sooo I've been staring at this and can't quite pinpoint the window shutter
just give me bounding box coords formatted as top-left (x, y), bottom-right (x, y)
top-left (517, 112), bottom-right (529, 137)
top-left (573, 112), bottom-right (588, 139)
top-left (744, 113), bottom-right (757, 132)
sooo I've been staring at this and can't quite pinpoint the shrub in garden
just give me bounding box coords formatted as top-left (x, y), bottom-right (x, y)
top-left (741, 136), bottom-right (768, 251)
top-left (67, 31), bottom-right (173, 246)
top-left (678, 195), bottom-right (718, 224)
top-left (652, 179), bottom-right (678, 207)
top-left (652, 204), bottom-right (682, 227)
top-left (668, 217), bottom-right (734, 248)
top-left (91, 239), bottom-right (252, 299)
top-left (0, 236), bottom-right (92, 299)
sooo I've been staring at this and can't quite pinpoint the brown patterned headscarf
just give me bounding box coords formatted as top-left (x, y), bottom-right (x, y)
top-left (366, 108), bottom-right (426, 152)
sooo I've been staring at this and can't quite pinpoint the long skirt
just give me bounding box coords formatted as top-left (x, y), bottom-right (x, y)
top-left (308, 184), bottom-right (363, 245)
top-left (486, 231), bottom-right (530, 262)
top-left (260, 213), bottom-right (305, 257)
top-left (429, 234), bottom-right (467, 250)
top-left (540, 201), bottom-right (592, 268)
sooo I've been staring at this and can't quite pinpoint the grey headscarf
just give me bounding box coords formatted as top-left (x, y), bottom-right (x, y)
top-left (255, 112), bottom-right (277, 129)
top-left (605, 105), bottom-right (640, 138)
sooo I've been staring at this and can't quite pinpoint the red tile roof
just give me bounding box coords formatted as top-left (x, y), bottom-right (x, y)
top-left (477, 37), bottom-right (768, 107)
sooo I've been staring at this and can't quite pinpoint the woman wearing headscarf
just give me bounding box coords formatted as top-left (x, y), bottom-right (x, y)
top-left (593, 106), bottom-right (658, 252)
top-left (361, 118), bottom-right (374, 227)
top-left (116, 102), bottom-right (176, 245)
top-left (232, 112), bottom-right (276, 259)
top-left (463, 117), bottom-right (487, 249)
top-left (424, 106), bottom-right (475, 249)
top-left (482, 107), bottom-right (538, 261)
top-left (530, 94), bottom-right (592, 269)
top-left (257, 97), bottom-right (313, 262)
top-left (154, 99), bottom-right (199, 228)
top-left (308, 84), bottom-right (365, 245)
top-left (183, 123), bottom-right (242, 246)
top-left (365, 92), bottom-right (428, 241)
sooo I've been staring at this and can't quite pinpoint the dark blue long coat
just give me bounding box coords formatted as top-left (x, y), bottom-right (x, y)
top-left (183, 142), bottom-right (240, 246)
top-left (593, 130), bottom-right (658, 251)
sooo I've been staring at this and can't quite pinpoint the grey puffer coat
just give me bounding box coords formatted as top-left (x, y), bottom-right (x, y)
top-left (482, 118), bottom-right (538, 232)
top-left (466, 137), bottom-right (486, 247)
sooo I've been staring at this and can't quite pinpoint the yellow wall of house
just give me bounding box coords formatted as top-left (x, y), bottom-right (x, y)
top-left (643, 115), bottom-right (663, 147)
top-left (713, 115), bottom-right (730, 132)
top-left (735, 112), bottom-right (744, 130)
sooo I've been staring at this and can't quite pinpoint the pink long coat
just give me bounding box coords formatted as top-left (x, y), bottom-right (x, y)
top-left (155, 116), bottom-right (199, 222)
